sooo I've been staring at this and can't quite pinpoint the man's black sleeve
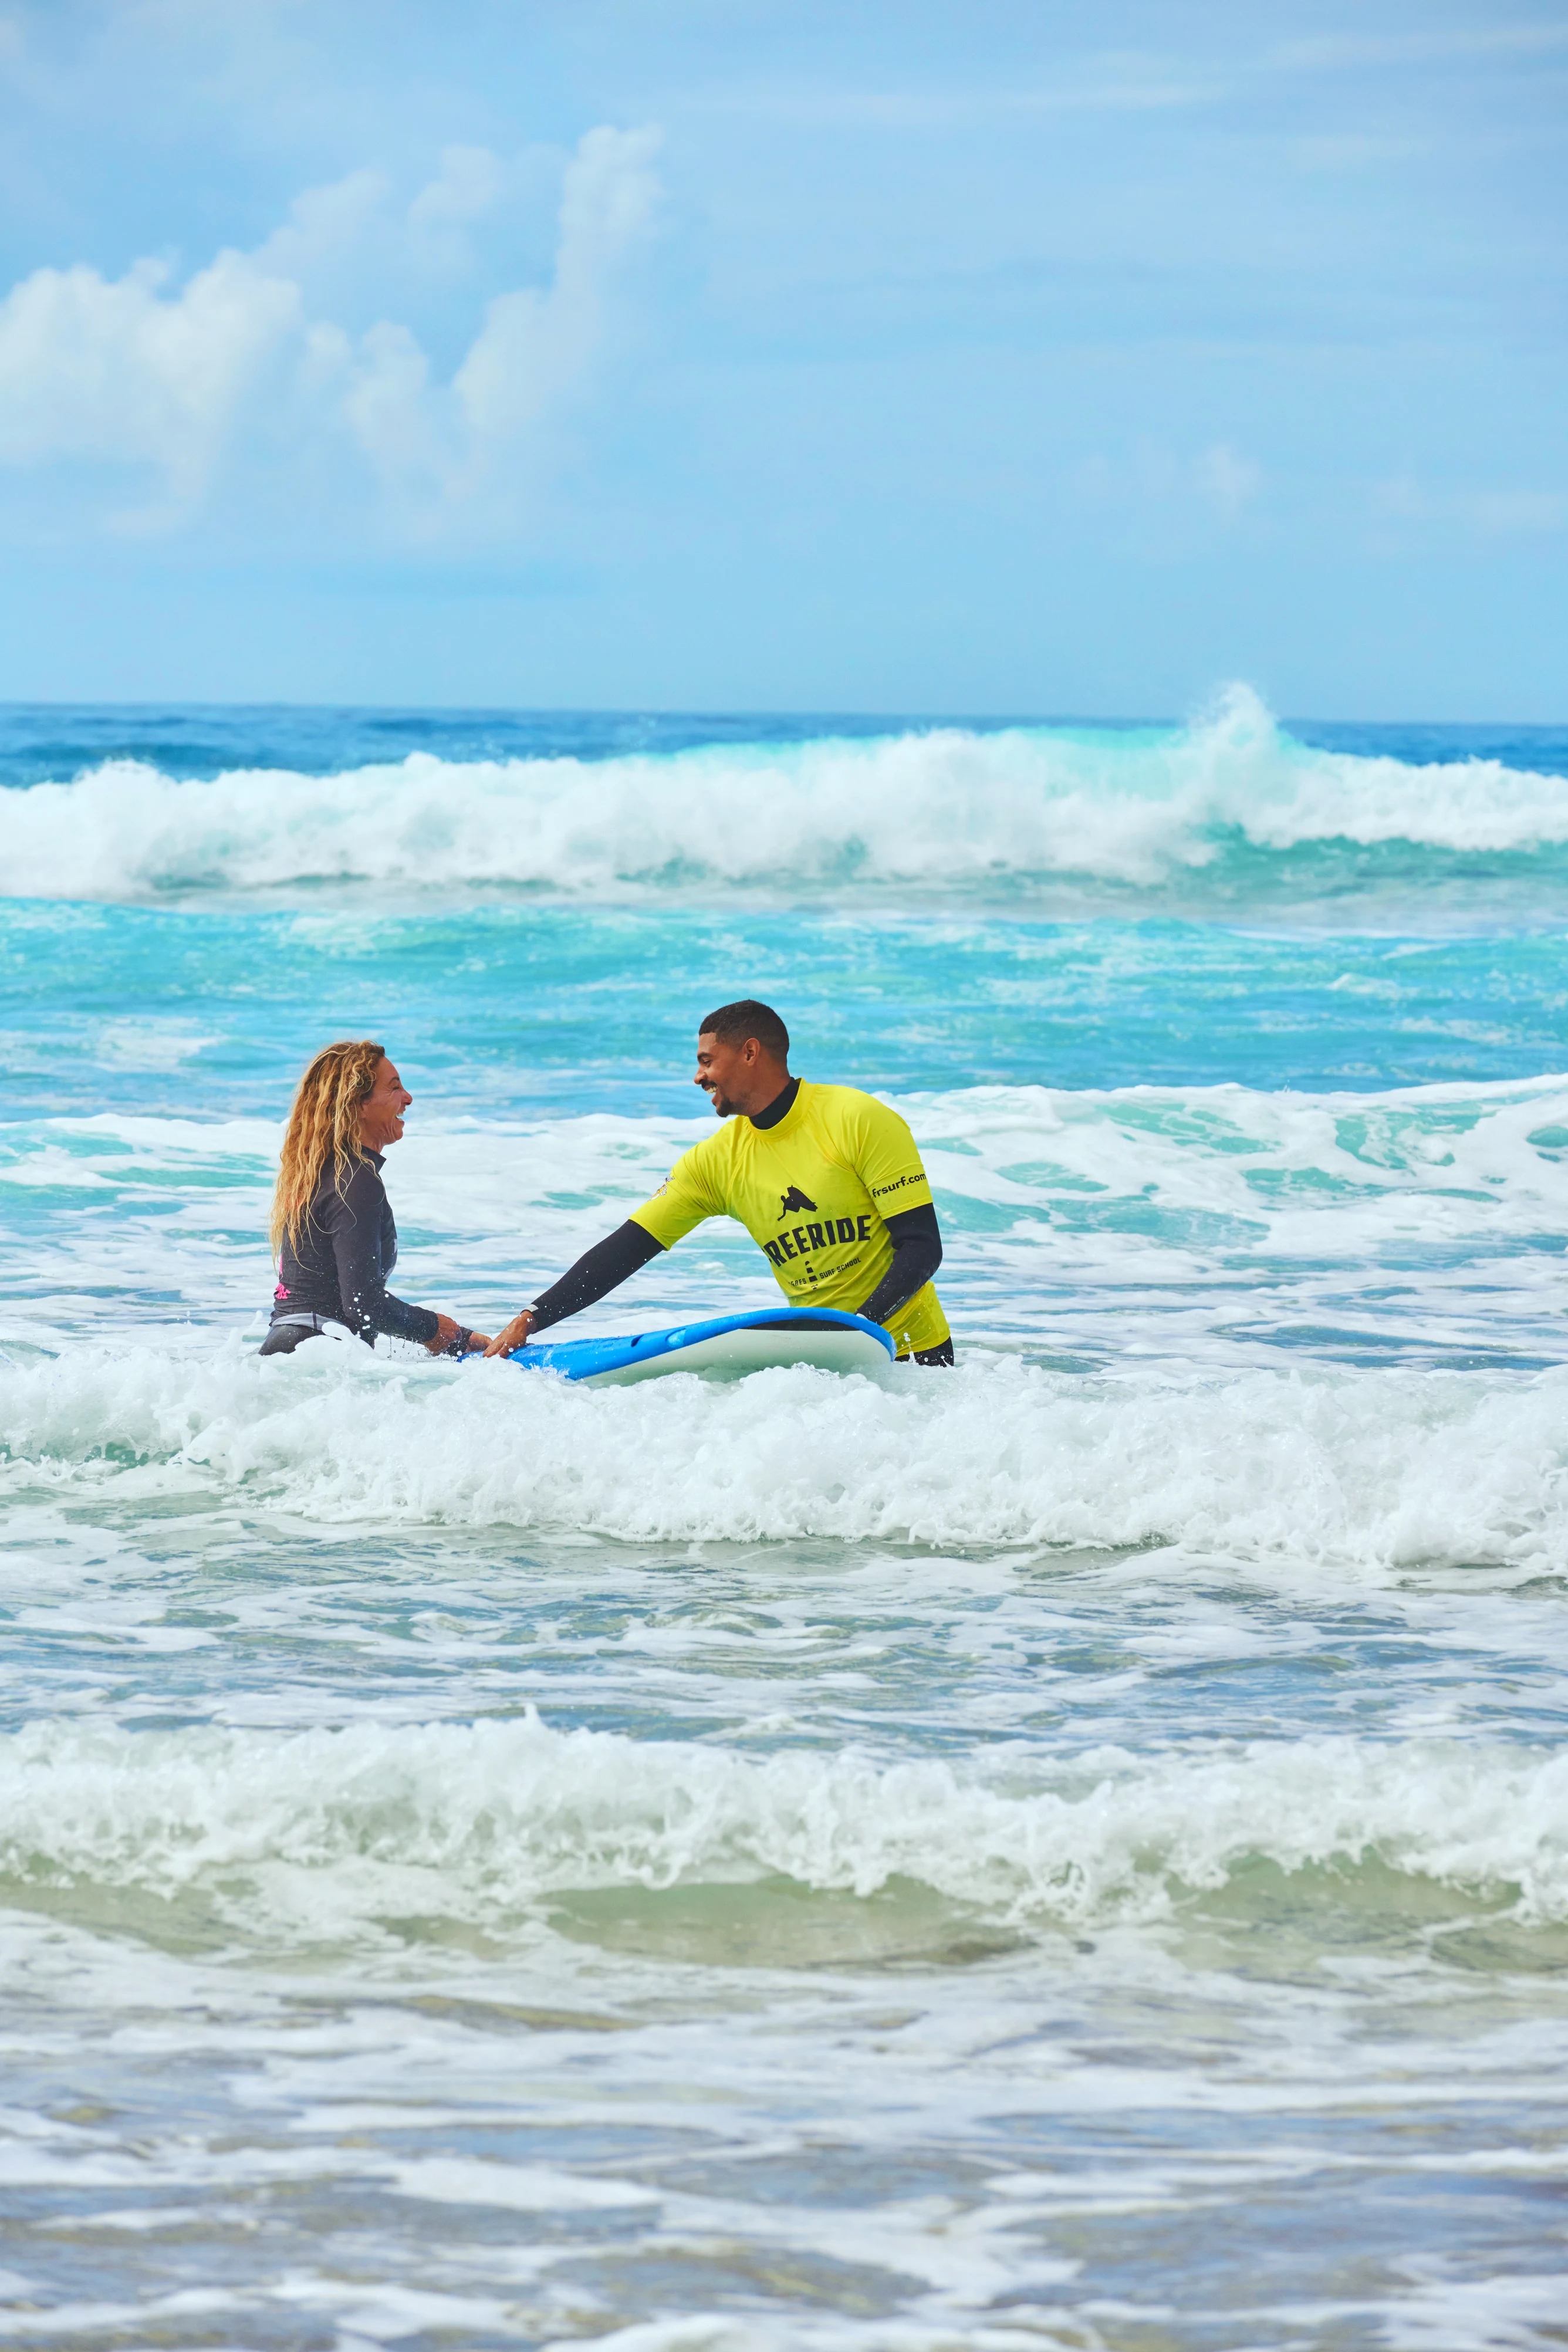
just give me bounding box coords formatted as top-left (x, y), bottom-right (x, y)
top-left (857, 1201), bottom-right (943, 1329)
top-left (528, 1220), bottom-right (665, 1334)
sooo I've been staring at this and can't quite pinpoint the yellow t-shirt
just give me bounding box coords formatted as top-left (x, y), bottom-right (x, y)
top-left (630, 1081), bottom-right (949, 1358)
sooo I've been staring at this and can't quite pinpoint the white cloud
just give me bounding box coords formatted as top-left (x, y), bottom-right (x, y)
top-left (253, 166), bottom-right (395, 283)
top-left (1469, 488), bottom-right (1567, 536)
top-left (337, 124), bottom-right (664, 520)
top-left (1194, 441), bottom-right (1262, 518)
top-left (1374, 473), bottom-right (1428, 523)
top-left (1073, 439), bottom-right (1262, 522)
top-left (1269, 23), bottom-right (1568, 71)
top-left (457, 127), bottom-right (662, 444)
top-left (408, 145), bottom-right (512, 238)
top-left (248, 147), bottom-right (544, 314)
top-left (1373, 474), bottom-right (1566, 539)
top-left (685, 67), bottom-right (1222, 127)
top-left (0, 123), bottom-right (664, 533)
top-left (1287, 133), bottom-right (1431, 172)
top-left (339, 320), bottom-right (439, 489)
top-left (691, 18), bottom-right (1568, 134)
top-left (0, 249), bottom-right (302, 496)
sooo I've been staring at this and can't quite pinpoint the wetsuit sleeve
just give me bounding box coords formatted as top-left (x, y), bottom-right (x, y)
top-left (857, 1201), bottom-right (943, 1328)
top-left (850, 1095), bottom-right (936, 1221)
top-left (528, 1221), bottom-right (665, 1335)
top-left (327, 1163), bottom-right (440, 1345)
top-left (628, 1143), bottom-right (723, 1250)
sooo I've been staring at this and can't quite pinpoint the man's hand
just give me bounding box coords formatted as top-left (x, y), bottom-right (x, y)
top-left (484, 1309), bottom-right (534, 1359)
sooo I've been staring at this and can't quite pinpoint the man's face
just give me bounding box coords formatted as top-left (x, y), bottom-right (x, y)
top-left (694, 1030), bottom-right (756, 1117)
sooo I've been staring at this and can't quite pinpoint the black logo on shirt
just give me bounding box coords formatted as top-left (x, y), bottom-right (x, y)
top-left (778, 1185), bottom-right (819, 1219)
top-left (765, 1213), bottom-right (872, 1271)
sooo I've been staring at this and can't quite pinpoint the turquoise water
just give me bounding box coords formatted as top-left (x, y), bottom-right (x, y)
top-left (2, 690), bottom-right (1566, 2350)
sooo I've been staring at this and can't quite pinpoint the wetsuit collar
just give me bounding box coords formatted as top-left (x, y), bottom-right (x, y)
top-left (361, 1147), bottom-right (386, 1168)
top-left (749, 1074), bottom-right (801, 1132)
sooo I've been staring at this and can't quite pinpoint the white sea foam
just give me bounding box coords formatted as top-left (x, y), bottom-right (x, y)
top-left (5, 1077), bottom-right (1566, 1370)
top-left (3, 1336), bottom-right (1567, 1569)
top-left (1, 1711), bottom-right (1563, 1933)
top-left (22, 1071), bottom-right (1568, 1224)
top-left (2, 687), bottom-right (1565, 901)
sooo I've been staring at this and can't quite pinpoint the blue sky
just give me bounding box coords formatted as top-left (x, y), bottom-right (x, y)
top-left (0, 0), bottom-right (1563, 716)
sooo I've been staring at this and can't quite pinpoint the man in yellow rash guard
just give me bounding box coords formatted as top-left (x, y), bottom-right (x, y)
top-left (483, 999), bottom-right (954, 1364)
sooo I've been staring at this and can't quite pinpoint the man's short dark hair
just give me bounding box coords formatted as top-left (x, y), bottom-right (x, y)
top-left (699, 999), bottom-right (789, 1060)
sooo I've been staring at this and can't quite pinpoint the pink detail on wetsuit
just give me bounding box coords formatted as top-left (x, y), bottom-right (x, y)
top-left (274, 1284), bottom-right (290, 1300)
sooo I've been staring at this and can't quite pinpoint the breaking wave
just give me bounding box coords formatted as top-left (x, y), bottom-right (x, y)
top-left (4, 1340), bottom-right (1567, 1569)
top-left (3, 686), bottom-right (1567, 905)
top-left (2, 1711), bottom-right (1563, 1937)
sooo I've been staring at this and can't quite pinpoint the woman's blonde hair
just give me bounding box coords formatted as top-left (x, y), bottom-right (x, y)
top-left (270, 1039), bottom-right (386, 1260)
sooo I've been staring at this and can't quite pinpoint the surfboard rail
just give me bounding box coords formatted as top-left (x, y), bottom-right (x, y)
top-left (505, 1306), bottom-right (897, 1385)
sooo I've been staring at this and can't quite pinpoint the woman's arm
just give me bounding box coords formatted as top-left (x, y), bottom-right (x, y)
top-left (327, 1163), bottom-right (442, 1346)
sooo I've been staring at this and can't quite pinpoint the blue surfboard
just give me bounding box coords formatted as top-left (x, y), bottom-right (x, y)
top-left (507, 1306), bottom-right (896, 1385)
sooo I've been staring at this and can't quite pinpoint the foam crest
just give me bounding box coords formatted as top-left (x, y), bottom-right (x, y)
top-left (4, 1340), bottom-right (1566, 1569)
top-left (2, 1712), bottom-right (1563, 1933)
top-left (13, 1074), bottom-right (1566, 1239)
top-left (4, 687), bottom-right (1566, 902)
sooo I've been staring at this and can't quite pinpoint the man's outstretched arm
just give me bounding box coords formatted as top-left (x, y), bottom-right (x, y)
top-left (857, 1201), bottom-right (942, 1328)
top-left (482, 1221), bottom-right (665, 1358)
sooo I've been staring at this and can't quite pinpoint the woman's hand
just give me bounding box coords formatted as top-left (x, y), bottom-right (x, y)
top-left (484, 1309), bottom-right (534, 1359)
top-left (424, 1316), bottom-right (492, 1356)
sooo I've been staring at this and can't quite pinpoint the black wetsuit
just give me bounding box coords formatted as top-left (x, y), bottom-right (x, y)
top-left (526, 1077), bottom-right (954, 1364)
top-left (261, 1150), bottom-right (441, 1356)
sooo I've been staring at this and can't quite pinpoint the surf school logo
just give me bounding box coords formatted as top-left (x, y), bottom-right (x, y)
top-left (777, 1185), bottom-right (818, 1219)
top-left (763, 1211), bottom-right (873, 1271)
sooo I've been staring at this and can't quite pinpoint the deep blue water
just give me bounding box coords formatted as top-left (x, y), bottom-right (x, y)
top-left (2, 699), bottom-right (1565, 788)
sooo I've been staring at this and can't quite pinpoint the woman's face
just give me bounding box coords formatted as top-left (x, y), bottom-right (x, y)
top-left (359, 1057), bottom-right (412, 1151)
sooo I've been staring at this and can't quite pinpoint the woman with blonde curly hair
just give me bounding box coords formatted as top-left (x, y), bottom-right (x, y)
top-left (261, 1040), bottom-right (489, 1358)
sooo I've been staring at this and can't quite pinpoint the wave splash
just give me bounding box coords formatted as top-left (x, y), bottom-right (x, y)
top-left (4, 1341), bottom-right (1567, 1568)
top-left (3, 686), bottom-right (1566, 902)
top-left (2, 1712), bottom-right (1563, 1938)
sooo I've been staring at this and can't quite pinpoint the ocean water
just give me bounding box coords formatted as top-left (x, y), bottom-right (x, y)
top-left (1, 684), bottom-right (1566, 2351)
